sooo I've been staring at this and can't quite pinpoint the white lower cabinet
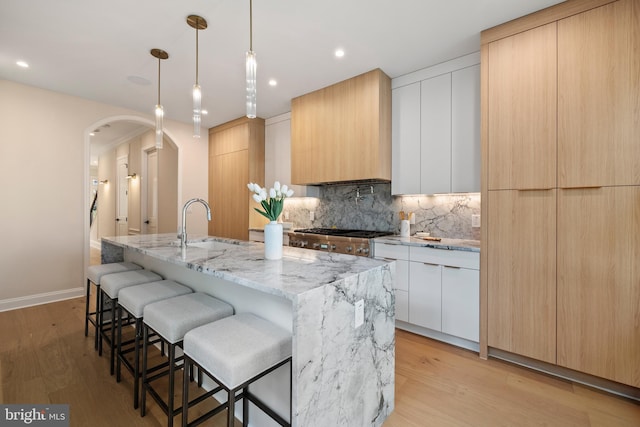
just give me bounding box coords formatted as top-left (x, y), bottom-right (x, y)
top-left (409, 261), bottom-right (441, 330)
top-left (441, 266), bottom-right (479, 342)
top-left (374, 241), bottom-right (480, 347)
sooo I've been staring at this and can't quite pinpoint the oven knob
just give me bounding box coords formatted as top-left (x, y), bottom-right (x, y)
top-left (356, 248), bottom-right (362, 254)
top-left (300, 241), bottom-right (307, 248)
top-left (330, 244), bottom-right (336, 250)
top-left (346, 246), bottom-right (353, 252)
top-left (362, 248), bottom-right (370, 255)
top-left (312, 243), bottom-right (320, 249)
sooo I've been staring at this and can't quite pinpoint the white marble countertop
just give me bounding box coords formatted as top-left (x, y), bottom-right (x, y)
top-left (102, 233), bottom-right (389, 302)
top-left (374, 235), bottom-right (480, 252)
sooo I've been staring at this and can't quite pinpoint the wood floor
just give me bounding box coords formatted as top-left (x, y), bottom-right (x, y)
top-left (0, 248), bottom-right (636, 426)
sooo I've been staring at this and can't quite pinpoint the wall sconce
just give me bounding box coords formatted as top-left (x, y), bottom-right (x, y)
top-left (99, 179), bottom-right (109, 184)
top-left (127, 173), bottom-right (137, 179)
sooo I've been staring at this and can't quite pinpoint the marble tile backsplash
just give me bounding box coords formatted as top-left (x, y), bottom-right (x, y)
top-left (283, 183), bottom-right (480, 240)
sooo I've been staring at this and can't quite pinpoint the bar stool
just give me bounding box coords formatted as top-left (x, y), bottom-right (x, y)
top-left (182, 313), bottom-right (292, 427)
top-left (140, 292), bottom-right (234, 427)
top-left (99, 269), bottom-right (163, 374)
top-left (116, 280), bottom-right (192, 409)
top-left (86, 262), bottom-right (141, 349)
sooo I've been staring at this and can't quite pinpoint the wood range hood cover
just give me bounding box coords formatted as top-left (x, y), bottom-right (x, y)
top-left (290, 68), bottom-right (392, 185)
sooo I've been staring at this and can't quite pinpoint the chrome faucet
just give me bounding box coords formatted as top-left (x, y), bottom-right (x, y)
top-left (180, 198), bottom-right (212, 248)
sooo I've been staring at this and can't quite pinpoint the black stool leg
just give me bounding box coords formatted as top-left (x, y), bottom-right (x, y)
top-left (182, 355), bottom-right (191, 427)
top-left (168, 342), bottom-right (176, 427)
top-left (243, 387), bottom-right (249, 427)
top-left (116, 304), bottom-right (123, 382)
top-left (227, 388), bottom-right (236, 427)
top-left (140, 323), bottom-right (149, 417)
top-left (133, 317), bottom-right (142, 409)
top-left (84, 279), bottom-right (90, 337)
top-left (109, 298), bottom-right (119, 376)
top-left (94, 283), bottom-right (101, 350)
top-left (98, 289), bottom-right (106, 356)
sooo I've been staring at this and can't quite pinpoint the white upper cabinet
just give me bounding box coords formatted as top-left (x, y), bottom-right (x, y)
top-left (391, 83), bottom-right (421, 195)
top-left (452, 64), bottom-right (481, 193)
top-left (265, 113), bottom-right (319, 198)
top-left (391, 52), bottom-right (480, 195)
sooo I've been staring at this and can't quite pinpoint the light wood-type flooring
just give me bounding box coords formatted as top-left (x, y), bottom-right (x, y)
top-left (0, 249), bottom-right (637, 426)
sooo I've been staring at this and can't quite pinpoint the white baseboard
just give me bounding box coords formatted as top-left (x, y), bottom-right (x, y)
top-left (0, 287), bottom-right (84, 312)
top-left (90, 239), bottom-right (101, 250)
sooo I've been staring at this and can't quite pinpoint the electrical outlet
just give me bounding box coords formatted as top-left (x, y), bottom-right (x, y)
top-left (309, 211), bottom-right (315, 221)
top-left (355, 299), bottom-right (364, 328)
top-left (284, 211), bottom-right (290, 220)
top-left (472, 214), bottom-right (481, 228)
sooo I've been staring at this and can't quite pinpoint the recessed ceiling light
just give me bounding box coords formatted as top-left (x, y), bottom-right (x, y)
top-left (16, 60), bottom-right (29, 68)
top-left (269, 79), bottom-right (277, 87)
top-left (335, 49), bottom-right (345, 58)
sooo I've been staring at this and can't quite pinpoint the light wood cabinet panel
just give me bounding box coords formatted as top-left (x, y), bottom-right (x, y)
top-left (558, 0), bottom-right (640, 187)
top-left (208, 117), bottom-right (265, 240)
top-left (210, 150), bottom-right (249, 240)
top-left (557, 186), bottom-right (640, 387)
top-left (487, 189), bottom-right (557, 364)
top-left (420, 73), bottom-right (452, 195)
top-left (291, 69), bottom-right (391, 184)
top-left (487, 23), bottom-right (557, 190)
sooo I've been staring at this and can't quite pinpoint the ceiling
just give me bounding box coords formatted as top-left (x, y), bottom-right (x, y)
top-left (1, 0), bottom-right (564, 154)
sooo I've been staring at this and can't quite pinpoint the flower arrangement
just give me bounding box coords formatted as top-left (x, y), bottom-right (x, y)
top-left (247, 181), bottom-right (294, 222)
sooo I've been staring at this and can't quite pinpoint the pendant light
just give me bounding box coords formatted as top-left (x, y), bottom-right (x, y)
top-left (187, 15), bottom-right (207, 138)
top-left (151, 48), bottom-right (169, 149)
top-left (246, 0), bottom-right (257, 118)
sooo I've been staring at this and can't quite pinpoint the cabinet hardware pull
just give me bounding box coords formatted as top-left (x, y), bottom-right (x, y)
top-left (383, 258), bottom-right (397, 261)
top-left (423, 262), bottom-right (439, 266)
top-left (444, 265), bottom-right (461, 269)
top-left (517, 188), bottom-right (554, 191)
top-left (560, 186), bottom-right (602, 190)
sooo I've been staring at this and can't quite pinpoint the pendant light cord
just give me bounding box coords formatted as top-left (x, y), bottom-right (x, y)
top-left (195, 21), bottom-right (199, 84)
top-left (249, 0), bottom-right (253, 51)
top-left (157, 57), bottom-right (161, 104)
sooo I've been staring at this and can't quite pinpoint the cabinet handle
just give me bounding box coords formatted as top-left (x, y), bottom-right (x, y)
top-left (443, 265), bottom-right (461, 269)
top-left (560, 186), bottom-right (602, 190)
top-left (382, 257), bottom-right (397, 261)
top-left (517, 188), bottom-right (554, 191)
top-left (422, 262), bottom-right (439, 267)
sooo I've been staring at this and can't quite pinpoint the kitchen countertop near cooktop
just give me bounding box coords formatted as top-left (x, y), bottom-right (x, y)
top-left (374, 235), bottom-right (480, 252)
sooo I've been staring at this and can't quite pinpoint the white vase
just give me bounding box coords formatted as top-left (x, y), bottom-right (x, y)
top-left (264, 221), bottom-right (283, 260)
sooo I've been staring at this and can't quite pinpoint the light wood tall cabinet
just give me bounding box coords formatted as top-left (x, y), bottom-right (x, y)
top-left (208, 117), bottom-right (266, 241)
top-left (482, 0), bottom-right (640, 389)
top-left (291, 68), bottom-right (391, 185)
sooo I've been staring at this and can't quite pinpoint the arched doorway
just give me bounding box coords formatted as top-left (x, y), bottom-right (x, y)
top-left (84, 116), bottom-right (179, 262)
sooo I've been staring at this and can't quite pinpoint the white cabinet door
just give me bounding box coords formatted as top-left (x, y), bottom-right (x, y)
top-left (395, 290), bottom-right (409, 322)
top-left (441, 266), bottom-right (479, 342)
top-left (392, 82), bottom-right (421, 195)
top-left (452, 65), bottom-right (481, 193)
top-left (409, 261), bottom-right (442, 330)
top-left (265, 113), bottom-right (319, 197)
top-left (420, 73), bottom-right (452, 195)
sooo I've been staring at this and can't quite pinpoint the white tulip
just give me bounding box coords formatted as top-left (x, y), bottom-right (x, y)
top-left (259, 189), bottom-right (267, 200)
top-left (286, 189), bottom-right (294, 197)
top-left (269, 188), bottom-right (277, 198)
top-left (274, 181), bottom-right (281, 192)
top-left (281, 184), bottom-right (288, 194)
top-left (252, 194), bottom-right (262, 203)
top-left (247, 182), bottom-right (255, 192)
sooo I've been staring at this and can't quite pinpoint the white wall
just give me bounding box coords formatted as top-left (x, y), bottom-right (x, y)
top-left (0, 79), bottom-right (208, 309)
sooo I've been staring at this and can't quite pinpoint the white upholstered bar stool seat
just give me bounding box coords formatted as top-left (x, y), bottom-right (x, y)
top-left (140, 292), bottom-right (234, 426)
top-left (99, 269), bottom-right (163, 374)
top-left (116, 280), bottom-right (192, 409)
top-left (85, 262), bottom-right (141, 349)
top-left (182, 313), bottom-right (292, 427)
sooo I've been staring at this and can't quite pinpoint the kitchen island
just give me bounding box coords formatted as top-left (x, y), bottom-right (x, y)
top-left (101, 233), bottom-right (395, 427)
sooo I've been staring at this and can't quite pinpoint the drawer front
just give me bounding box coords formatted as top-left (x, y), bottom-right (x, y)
top-left (374, 242), bottom-right (410, 260)
top-left (409, 246), bottom-right (479, 269)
